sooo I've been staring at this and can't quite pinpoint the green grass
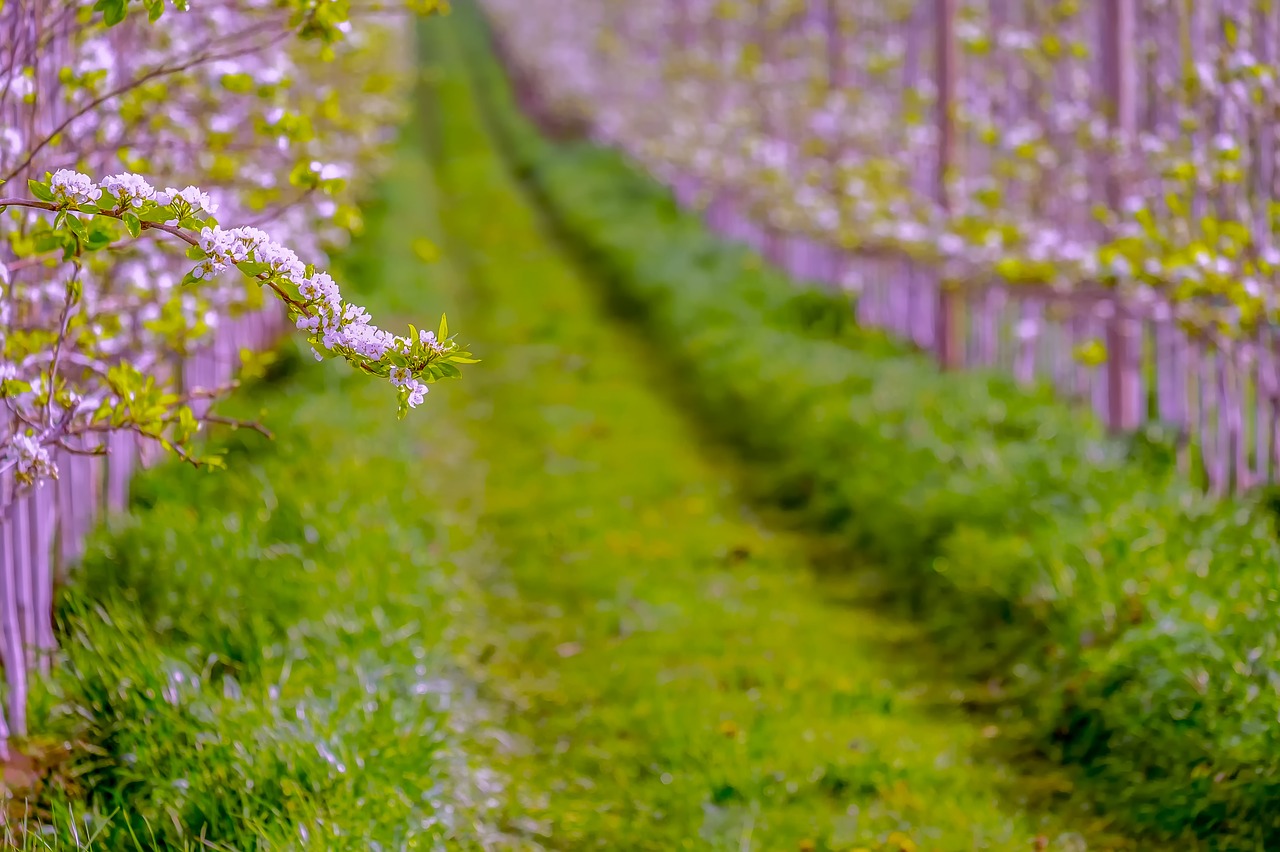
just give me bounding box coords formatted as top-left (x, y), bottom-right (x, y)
top-left (17, 11), bottom-right (1191, 851)
top-left (20, 59), bottom-right (489, 848)
top-left (412, 32), bottom-right (1138, 852)
top-left (456, 5), bottom-right (1280, 849)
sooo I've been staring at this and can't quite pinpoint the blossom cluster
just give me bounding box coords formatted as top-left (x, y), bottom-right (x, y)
top-left (50, 170), bottom-right (103, 206)
top-left (0, 0), bottom-right (462, 493)
top-left (4, 165), bottom-right (471, 487)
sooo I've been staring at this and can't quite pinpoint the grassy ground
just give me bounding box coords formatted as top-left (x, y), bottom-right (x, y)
top-left (21, 54), bottom-right (490, 849)
top-left (23, 15), bottom-right (1161, 850)
top-left (414, 20), bottom-right (1143, 852)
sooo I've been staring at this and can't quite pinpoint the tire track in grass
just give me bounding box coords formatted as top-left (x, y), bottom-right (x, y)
top-left (413, 19), bottom-right (1155, 852)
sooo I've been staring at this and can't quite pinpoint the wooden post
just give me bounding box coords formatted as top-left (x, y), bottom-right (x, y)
top-left (1100, 0), bottom-right (1140, 432)
top-left (31, 485), bottom-right (54, 674)
top-left (933, 0), bottom-right (962, 369)
top-left (0, 482), bottom-right (28, 744)
top-left (13, 493), bottom-right (34, 670)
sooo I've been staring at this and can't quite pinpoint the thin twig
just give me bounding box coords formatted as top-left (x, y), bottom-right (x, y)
top-left (203, 414), bottom-right (274, 440)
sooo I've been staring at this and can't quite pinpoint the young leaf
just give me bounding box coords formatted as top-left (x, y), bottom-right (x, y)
top-left (95, 0), bottom-right (126, 26)
top-left (65, 214), bottom-right (87, 240)
top-left (28, 179), bottom-right (54, 203)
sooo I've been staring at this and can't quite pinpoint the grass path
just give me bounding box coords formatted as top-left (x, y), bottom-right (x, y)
top-left (35, 16), bottom-right (1155, 851)
top-left (408, 21), bottom-right (1142, 852)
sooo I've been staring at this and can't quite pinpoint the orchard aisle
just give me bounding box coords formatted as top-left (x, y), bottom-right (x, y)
top-left (34, 17), bottom-right (1151, 851)
top-left (414, 20), bottom-right (1147, 852)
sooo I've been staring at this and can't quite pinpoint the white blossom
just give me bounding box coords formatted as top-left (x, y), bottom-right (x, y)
top-left (12, 434), bottom-right (55, 486)
top-left (50, 169), bottom-right (102, 205)
top-left (101, 173), bottom-right (157, 208)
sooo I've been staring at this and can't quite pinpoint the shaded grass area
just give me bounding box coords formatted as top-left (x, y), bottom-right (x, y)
top-left (456, 4), bottom-right (1280, 849)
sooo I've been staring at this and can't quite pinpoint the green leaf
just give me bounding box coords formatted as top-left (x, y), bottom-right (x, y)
top-left (32, 232), bottom-right (61, 253)
top-left (27, 179), bottom-right (53, 203)
top-left (288, 161), bottom-right (317, 188)
top-left (0, 379), bottom-right (32, 397)
top-left (83, 230), bottom-right (113, 252)
top-left (186, 245), bottom-right (207, 261)
top-left (65, 214), bottom-right (87, 240)
top-left (123, 212), bottom-right (141, 238)
top-left (237, 348), bottom-right (277, 381)
top-left (438, 313), bottom-right (448, 340)
top-left (94, 0), bottom-right (126, 26)
top-left (220, 72), bottom-right (256, 94)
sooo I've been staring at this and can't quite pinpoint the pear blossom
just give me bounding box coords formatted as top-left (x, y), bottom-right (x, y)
top-left (419, 329), bottom-right (449, 354)
top-left (49, 169), bottom-right (102, 205)
top-left (12, 434), bottom-right (54, 486)
top-left (101, 173), bottom-right (156, 208)
top-left (407, 380), bottom-right (428, 408)
top-left (158, 186), bottom-right (217, 216)
top-left (388, 366), bottom-right (412, 388)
